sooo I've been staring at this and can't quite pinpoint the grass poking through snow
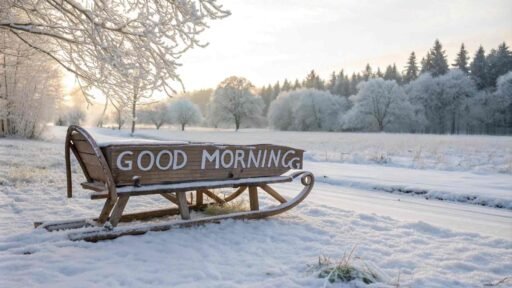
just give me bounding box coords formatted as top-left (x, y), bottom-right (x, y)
top-left (309, 247), bottom-right (392, 287)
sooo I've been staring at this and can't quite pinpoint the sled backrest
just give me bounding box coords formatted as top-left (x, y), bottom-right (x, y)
top-left (66, 125), bottom-right (116, 199)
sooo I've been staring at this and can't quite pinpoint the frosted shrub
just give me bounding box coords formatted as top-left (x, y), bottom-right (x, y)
top-left (341, 78), bottom-right (423, 132)
top-left (169, 99), bottom-right (203, 131)
top-left (268, 89), bottom-right (350, 131)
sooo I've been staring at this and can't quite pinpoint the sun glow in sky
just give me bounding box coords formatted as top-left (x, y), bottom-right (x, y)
top-left (61, 0), bottom-right (512, 100)
top-left (178, 0), bottom-right (512, 91)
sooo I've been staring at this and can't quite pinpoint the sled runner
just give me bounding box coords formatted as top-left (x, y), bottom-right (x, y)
top-left (35, 125), bottom-right (314, 241)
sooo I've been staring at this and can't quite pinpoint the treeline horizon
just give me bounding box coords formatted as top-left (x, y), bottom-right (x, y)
top-left (257, 39), bottom-right (510, 107)
top-left (174, 39), bottom-right (511, 135)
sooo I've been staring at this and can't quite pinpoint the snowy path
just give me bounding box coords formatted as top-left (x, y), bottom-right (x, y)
top-left (282, 181), bottom-right (512, 239)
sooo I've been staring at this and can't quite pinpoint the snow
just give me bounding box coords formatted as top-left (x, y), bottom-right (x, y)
top-left (1, 127), bottom-right (511, 287)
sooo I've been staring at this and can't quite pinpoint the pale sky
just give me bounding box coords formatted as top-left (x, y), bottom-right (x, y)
top-left (178, 0), bottom-right (512, 91)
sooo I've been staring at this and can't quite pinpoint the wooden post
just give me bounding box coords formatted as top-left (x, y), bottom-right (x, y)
top-left (249, 186), bottom-right (259, 211)
top-left (176, 192), bottom-right (190, 220)
top-left (196, 190), bottom-right (203, 206)
top-left (109, 195), bottom-right (130, 227)
top-left (97, 197), bottom-right (116, 224)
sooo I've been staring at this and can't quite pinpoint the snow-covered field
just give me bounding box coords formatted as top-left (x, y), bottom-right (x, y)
top-left (0, 127), bottom-right (511, 287)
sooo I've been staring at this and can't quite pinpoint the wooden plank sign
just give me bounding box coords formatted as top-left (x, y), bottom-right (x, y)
top-left (100, 143), bottom-right (304, 186)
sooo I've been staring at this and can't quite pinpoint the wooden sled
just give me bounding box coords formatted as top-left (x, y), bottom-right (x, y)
top-left (35, 125), bottom-right (314, 242)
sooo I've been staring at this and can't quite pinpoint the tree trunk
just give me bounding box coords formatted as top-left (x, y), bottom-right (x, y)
top-left (181, 123), bottom-right (185, 131)
top-left (131, 96), bottom-right (136, 135)
top-left (235, 118), bottom-right (240, 131)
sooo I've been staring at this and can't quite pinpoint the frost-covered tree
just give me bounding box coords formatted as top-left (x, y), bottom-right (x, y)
top-left (169, 99), bottom-right (202, 131)
top-left (210, 76), bottom-right (263, 131)
top-left (268, 89), bottom-right (350, 131)
top-left (403, 52), bottom-right (418, 83)
top-left (342, 79), bottom-right (420, 132)
top-left (1, 0), bottom-right (230, 102)
top-left (486, 43), bottom-right (512, 89)
top-left (453, 44), bottom-right (469, 73)
top-left (406, 70), bottom-right (477, 134)
top-left (489, 72), bottom-right (512, 133)
top-left (139, 103), bottom-right (172, 130)
top-left (0, 32), bottom-right (61, 138)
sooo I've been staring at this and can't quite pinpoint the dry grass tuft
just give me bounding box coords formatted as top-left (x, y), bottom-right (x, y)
top-left (203, 198), bottom-right (248, 216)
top-left (7, 166), bottom-right (48, 184)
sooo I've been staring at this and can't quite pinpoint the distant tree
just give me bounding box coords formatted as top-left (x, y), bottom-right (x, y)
top-left (281, 79), bottom-right (292, 91)
top-left (362, 64), bottom-right (373, 81)
top-left (169, 99), bottom-right (202, 131)
top-left (260, 84), bottom-right (274, 115)
top-left (491, 72), bottom-right (512, 132)
top-left (342, 79), bottom-right (419, 132)
top-left (139, 103), bottom-right (172, 130)
top-left (210, 76), bottom-right (264, 131)
top-left (420, 51), bottom-right (433, 74)
top-left (293, 79), bottom-right (302, 90)
top-left (181, 89), bottom-right (214, 115)
top-left (406, 70), bottom-right (477, 133)
top-left (268, 89), bottom-right (350, 131)
top-left (429, 39), bottom-right (449, 76)
top-left (327, 72), bottom-right (337, 94)
top-left (272, 81), bottom-right (281, 99)
top-left (303, 70), bottom-right (324, 89)
top-left (403, 52), bottom-right (419, 83)
top-left (375, 68), bottom-right (383, 78)
top-left (453, 44), bottom-right (470, 73)
top-left (486, 42), bottom-right (512, 88)
top-left (384, 64), bottom-right (402, 83)
top-left (470, 46), bottom-right (488, 90)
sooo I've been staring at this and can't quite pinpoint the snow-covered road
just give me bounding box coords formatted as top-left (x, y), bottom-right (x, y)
top-left (295, 161), bottom-right (512, 239)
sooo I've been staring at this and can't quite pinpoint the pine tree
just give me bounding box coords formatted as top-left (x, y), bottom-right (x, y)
top-left (403, 51), bottom-right (418, 83)
top-left (272, 81), bottom-right (281, 99)
top-left (376, 68), bottom-right (383, 78)
top-left (452, 43), bottom-right (469, 73)
top-left (327, 71), bottom-right (337, 93)
top-left (486, 42), bottom-right (512, 88)
top-left (384, 64), bottom-right (402, 83)
top-left (281, 79), bottom-right (291, 91)
top-left (363, 64), bottom-right (373, 80)
top-left (349, 73), bottom-right (359, 95)
top-left (303, 70), bottom-right (324, 89)
top-left (420, 51), bottom-right (433, 74)
top-left (293, 79), bottom-right (301, 90)
top-left (470, 46), bottom-right (488, 89)
top-left (429, 39), bottom-right (449, 76)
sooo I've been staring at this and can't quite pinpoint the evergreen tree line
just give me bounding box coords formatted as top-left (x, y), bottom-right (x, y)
top-left (259, 40), bottom-right (512, 134)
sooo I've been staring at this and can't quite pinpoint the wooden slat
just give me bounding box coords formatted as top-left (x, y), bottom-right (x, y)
top-left (224, 186), bottom-right (247, 202)
top-left (78, 152), bottom-right (107, 182)
top-left (259, 184), bottom-right (287, 204)
top-left (81, 181), bottom-right (106, 192)
top-left (98, 197), bottom-right (116, 224)
top-left (176, 192), bottom-right (190, 220)
top-left (73, 140), bottom-right (96, 155)
top-left (249, 186), bottom-right (259, 211)
top-left (200, 189), bottom-right (226, 204)
top-left (161, 193), bottom-right (179, 205)
top-left (109, 195), bottom-right (129, 227)
top-left (196, 190), bottom-right (203, 206)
